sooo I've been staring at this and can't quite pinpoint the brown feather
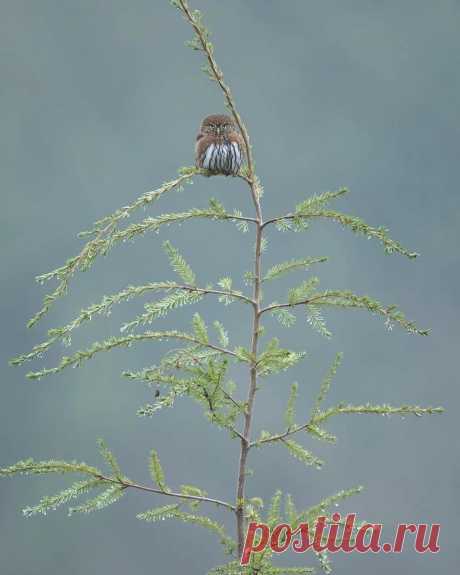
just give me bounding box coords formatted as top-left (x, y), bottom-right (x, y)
top-left (195, 114), bottom-right (245, 174)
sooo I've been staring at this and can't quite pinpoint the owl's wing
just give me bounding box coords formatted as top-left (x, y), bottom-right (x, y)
top-left (228, 131), bottom-right (246, 169)
top-left (229, 131), bottom-right (246, 159)
top-left (195, 133), bottom-right (213, 168)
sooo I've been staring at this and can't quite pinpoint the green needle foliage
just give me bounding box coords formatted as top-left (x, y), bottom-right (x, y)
top-left (3, 1), bottom-right (443, 574)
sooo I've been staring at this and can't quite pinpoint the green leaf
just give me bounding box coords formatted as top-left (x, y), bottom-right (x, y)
top-left (180, 484), bottom-right (208, 509)
top-left (232, 209), bottom-right (249, 233)
top-left (208, 563), bottom-right (315, 575)
top-left (259, 237), bottom-right (268, 253)
top-left (24, 329), bottom-right (229, 380)
top-left (173, 510), bottom-right (229, 539)
top-left (217, 277), bottom-right (241, 305)
top-left (257, 339), bottom-right (305, 376)
top-left (267, 490), bottom-right (283, 528)
top-left (26, 171), bottom-right (197, 328)
top-left (233, 346), bottom-right (254, 364)
top-left (294, 188), bottom-right (348, 215)
top-left (124, 291), bottom-right (204, 333)
top-left (263, 257), bottom-right (327, 282)
top-left (213, 321), bottom-right (229, 347)
top-left (149, 450), bottom-right (168, 491)
top-left (0, 459), bottom-right (101, 478)
top-left (207, 561), bottom-right (245, 575)
top-left (11, 281), bottom-right (192, 367)
top-left (313, 402), bottom-right (444, 425)
top-left (271, 307), bottom-right (296, 328)
top-left (306, 305), bottom-right (332, 338)
top-left (275, 218), bottom-right (300, 232)
top-left (180, 484), bottom-right (207, 497)
top-left (217, 277), bottom-right (232, 291)
top-left (316, 551), bottom-right (333, 574)
top-left (281, 439), bottom-right (323, 469)
top-left (138, 505), bottom-right (234, 551)
top-left (68, 484), bottom-right (125, 515)
top-left (270, 568), bottom-right (315, 574)
top-left (296, 486), bottom-right (363, 525)
top-left (137, 393), bottom-right (177, 416)
top-left (288, 278), bottom-right (319, 305)
top-left (22, 478), bottom-right (102, 517)
top-left (248, 497), bottom-right (264, 510)
top-left (208, 197), bottom-right (227, 217)
top-left (163, 240), bottom-right (196, 285)
top-left (295, 204), bottom-right (418, 259)
top-left (243, 271), bottom-right (255, 285)
top-left (97, 439), bottom-right (123, 480)
top-left (309, 291), bottom-right (428, 335)
top-left (136, 504), bottom-right (180, 522)
top-left (284, 383), bottom-right (298, 429)
top-left (284, 494), bottom-right (298, 525)
top-left (192, 313), bottom-right (209, 344)
top-left (305, 424), bottom-right (337, 444)
top-left (311, 353), bottom-right (343, 417)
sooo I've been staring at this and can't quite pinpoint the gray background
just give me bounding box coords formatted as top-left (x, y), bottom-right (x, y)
top-left (1, 1), bottom-right (458, 574)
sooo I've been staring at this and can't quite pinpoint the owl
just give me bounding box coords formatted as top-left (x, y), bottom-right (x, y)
top-left (195, 114), bottom-right (245, 176)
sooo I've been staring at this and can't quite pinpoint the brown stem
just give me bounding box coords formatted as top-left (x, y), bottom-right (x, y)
top-left (177, 284), bottom-right (256, 307)
top-left (177, 0), bottom-right (263, 558)
top-left (236, 213), bottom-right (262, 556)
top-left (259, 294), bottom-right (325, 315)
top-left (250, 422), bottom-right (312, 448)
top-left (96, 473), bottom-right (236, 511)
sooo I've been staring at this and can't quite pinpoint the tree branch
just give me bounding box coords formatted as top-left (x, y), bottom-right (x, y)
top-left (250, 423), bottom-right (310, 448)
top-left (252, 404), bottom-right (444, 448)
top-left (96, 474), bottom-right (236, 511)
top-left (29, 171), bottom-right (196, 328)
top-left (26, 330), bottom-right (242, 380)
top-left (259, 294), bottom-right (324, 315)
top-left (178, 284), bottom-right (256, 307)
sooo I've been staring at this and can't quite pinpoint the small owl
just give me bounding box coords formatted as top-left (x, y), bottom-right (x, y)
top-left (195, 114), bottom-right (245, 176)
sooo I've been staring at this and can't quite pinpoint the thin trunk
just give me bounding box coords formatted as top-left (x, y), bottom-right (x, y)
top-left (236, 184), bottom-right (263, 557)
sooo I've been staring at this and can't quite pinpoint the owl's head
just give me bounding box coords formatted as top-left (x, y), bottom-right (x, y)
top-left (200, 114), bottom-right (237, 137)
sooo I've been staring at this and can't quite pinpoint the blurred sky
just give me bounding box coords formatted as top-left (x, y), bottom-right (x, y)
top-left (1, 1), bottom-right (459, 574)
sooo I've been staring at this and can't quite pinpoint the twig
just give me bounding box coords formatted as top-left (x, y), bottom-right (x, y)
top-left (96, 473), bottom-right (236, 511)
top-left (259, 294), bottom-right (325, 315)
top-left (177, 284), bottom-right (256, 307)
top-left (261, 214), bottom-right (295, 229)
top-left (250, 423), bottom-right (311, 448)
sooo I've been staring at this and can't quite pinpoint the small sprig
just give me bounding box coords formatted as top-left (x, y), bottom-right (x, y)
top-left (312, 403), bottom-right (444, 424)
top-left (284, 382), bottom-right (298, 429)
top-left (295, 486), bottom-right (364, 526)
top-left (261, 289), bottom-right (428, 336)
top-left (281, 439), bottom-right (324, 470)
top-left (0, 440), bottom-right (236, 519)
top-left (263, 257), bottom-right (327, 282)
top-left (163, 240), bottom-right (197, 285)
top-left (264, 187), bottom-right (419, 259)
top-left (311, 353), bottom-right (344, 418)
top-left (28, 170), bottom-right (197, 328)
top-left (149, 449), bottom-right (169, 492)
top-left (24, 328), bottom-right (241, 380)
top-left (137, 505), bottom-right (235, 553)
top-left (256, 338), bottom-right (306, 376)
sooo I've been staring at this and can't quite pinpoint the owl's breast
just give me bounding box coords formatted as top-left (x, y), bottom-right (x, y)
top-left (200, 141), bottom-right (243, 175)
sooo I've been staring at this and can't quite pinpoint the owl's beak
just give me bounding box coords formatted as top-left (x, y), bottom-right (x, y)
top-left (216, 126), bottom-right (222, 136)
